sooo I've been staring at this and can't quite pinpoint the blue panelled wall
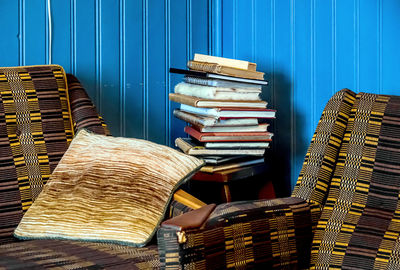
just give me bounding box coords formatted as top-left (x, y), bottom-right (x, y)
top-left (1, 0), bottom-right (400, 194)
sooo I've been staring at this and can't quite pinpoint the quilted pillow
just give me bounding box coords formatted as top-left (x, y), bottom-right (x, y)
top-left (14, 129), bottom-right (204, 247)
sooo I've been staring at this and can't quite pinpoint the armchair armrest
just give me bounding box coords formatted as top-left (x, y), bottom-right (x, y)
top-left (158, 197), bottom-right (321, 269)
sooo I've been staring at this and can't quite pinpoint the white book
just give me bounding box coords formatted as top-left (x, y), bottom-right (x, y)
top-left (205, 142), bottom-right (270, 149)
top-left (180, 104), bottom-right (276, 118)
top-left (198, 124), bottom-right (268, 133)
top-left (194, 53), bottom-right (257, 70)
top-left (174, 82), bottom-right (260, 101)
top-left (173, 109), bottom-right (259, 127)
top-left (184, 76), bottom-right (262, 90)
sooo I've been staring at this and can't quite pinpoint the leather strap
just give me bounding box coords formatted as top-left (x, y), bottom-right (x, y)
top-left (162, 204), bottom-right (216, 231)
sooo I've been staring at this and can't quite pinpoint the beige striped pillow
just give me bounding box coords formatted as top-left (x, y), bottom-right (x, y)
top-left (14, 129), bottom-right (204, 247)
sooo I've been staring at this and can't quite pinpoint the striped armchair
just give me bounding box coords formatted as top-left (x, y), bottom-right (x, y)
top-left (158, 89), bottom-right (400, 269)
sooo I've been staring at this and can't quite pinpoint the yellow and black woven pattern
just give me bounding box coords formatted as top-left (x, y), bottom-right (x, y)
top-left (66, 74), bottom-right (110, 135)
top-left (292, 88), bottom-right (356, 211)
top-left (310, 92), bottom-right (400, 269)
top-left (0, 240), bottom-right (160, 269)
top-left (0, 65), bottom-right (74, 242)
top-left (0, 65), bottom-right (109, 243)
top-left (158, 197), bottom-right (319, 269)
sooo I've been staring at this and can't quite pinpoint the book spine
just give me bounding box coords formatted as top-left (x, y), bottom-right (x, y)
top-left (174, 138), bottom-right (192, 154)
top-left (188, 60), bottom-right (265, 80)
top-left (188, 61), bottom-right (220, 73)
top-left (184, 76), bottom-right (217, 87)
top-left (174, 109), bottom-right (216, 126)
top-left (169, 93), bottom-right (199, 107)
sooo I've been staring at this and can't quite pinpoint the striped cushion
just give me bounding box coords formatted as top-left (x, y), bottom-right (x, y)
top-left (0, 65), bottom-right (74, 242)
top-left (311, 93), bottom-right (400, 269)
top-left (14, 129), bottom-right (204, 247)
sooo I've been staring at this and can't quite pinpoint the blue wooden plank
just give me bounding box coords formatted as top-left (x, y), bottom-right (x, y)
top-left (359, 0), bottom-right (379, 92)
top-left (50, 0), bottom-right (71, 72)
top-left (170, 0), bottom-right (189, 146)
top-left (124, 0), bottom-right (144, 139)
top-left (272, 0), bottom-right (293, 195)
top-left (191, 0), bottom-right (209, 55)
top-left (235, 0), bottom-right (254, 62)
top-left (293, 0), bottom-right (313, 188)
top-left (0, 1), bottom-right (19, 66)
top-left (335, 0), bottom-right (356, 91)
top-left (254, 0), bottom-right (273, 104)
top-left (75, 0), bottom-right (97, 102)
top-left (314, 0), bottom-right (334, 128)
top-left (381, 0), bottom-right (400, 94)
top-left (99, 0), bottom-right (121, 136)
top-left (147, 0), bottom-right (166, 144)
top-left (24, 0), bottom-right (47, 65)
top-left (221, 0), bottom-right (235, 58)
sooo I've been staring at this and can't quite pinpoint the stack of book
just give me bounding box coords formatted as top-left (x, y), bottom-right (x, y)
top-left (170, 53), bottom-right (275, 180)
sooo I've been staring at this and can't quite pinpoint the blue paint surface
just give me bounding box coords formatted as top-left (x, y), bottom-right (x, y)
top-left (1, 0), bottom-right (400, 193)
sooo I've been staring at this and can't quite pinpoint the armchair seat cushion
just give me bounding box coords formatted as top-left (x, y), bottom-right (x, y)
top-left (0, 240), bottom-right (160, 269)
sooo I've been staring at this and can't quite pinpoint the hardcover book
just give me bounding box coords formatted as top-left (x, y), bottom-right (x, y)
top-left (170, 68), bottom-right (269, 85)
top-left (175, 138), bottom-right (266, 156)
top-left (193, 53), bottom-right (257, 71)
top-left (184, 126), bottom-right (273, 142)
top-left (173, 109), bottom-right (259, 127)
top-left (192, 123), bottom-right (268, 133)
top-left (204, 141), bottom-right (270, 149)
top-left (169, 93), bottom-right (267, 108)
top-left (184, 76), bottom-right (262, 90)
top-left (174, 82), bottom-right (261, 101)
top-left (188, 60), bottom-right (264, 80)
top-left (200, 158), bottom-right (265, 173)
top-left (179, 104), bottom-right (276, 118)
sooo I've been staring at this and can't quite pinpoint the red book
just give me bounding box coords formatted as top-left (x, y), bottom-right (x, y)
top-left (184, 126), bottom-right (273, 142)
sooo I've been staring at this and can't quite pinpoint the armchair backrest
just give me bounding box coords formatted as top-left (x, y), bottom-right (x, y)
top-left (292, 90), bottom-right (400, 268)
top-left (0, 65), bottom-right (108, 243)
top-left (311, 92), bottom-right (400, 269)
top-left (292, 89), bottom-right (356, 210)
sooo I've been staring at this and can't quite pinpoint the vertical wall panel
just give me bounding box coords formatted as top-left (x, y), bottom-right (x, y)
top-left (0, 1), bottom-right (19, 66)
top-left (51, 1), bottom-right (72, 72)
top-left (381, 0), bottom-right (400, 95)
top-left (125, 0), bottom-right (144, 139)
top-left (24, 0), bottom-right (47, 65)
top-left (1, 0), bottom-right (400, 193)
top-left (359, 0), bottom-right (379, 92)
top-left (293, 0), bottom-right (312, 189)
top-left (170, 0), bottom-right (189, 146)
top-left (272, 0), bottom-right (293, 194)
top-left (335, 0), bottom-right (356, 91)
top-left (147, 0), bottom-right (167, 144)
top-left (99, 0), bottom-right (121, 135)
top-left (75, 1), bottom-right (96, 102)
top-left (314, 1), bottom-right (333, 125)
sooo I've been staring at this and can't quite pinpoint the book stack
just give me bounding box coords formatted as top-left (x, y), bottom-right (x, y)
top-left (170, 54), bottom-right (275, 187)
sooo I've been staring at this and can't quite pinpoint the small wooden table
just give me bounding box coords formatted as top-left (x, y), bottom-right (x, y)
top-left (190, 163), bottom-right (275, 203)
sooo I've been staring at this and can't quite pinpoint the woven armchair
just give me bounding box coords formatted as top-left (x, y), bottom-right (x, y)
top-left (158, 89), bottom-right (400, 269)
